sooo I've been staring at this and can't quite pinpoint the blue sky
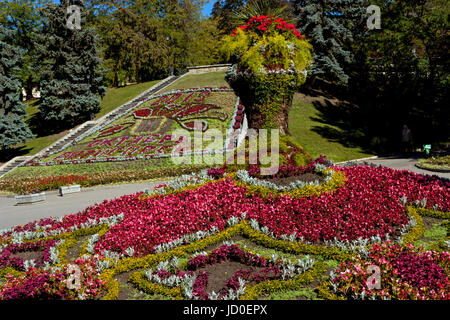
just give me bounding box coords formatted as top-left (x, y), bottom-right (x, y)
top-left (202, 0), bottom-right (216, 17)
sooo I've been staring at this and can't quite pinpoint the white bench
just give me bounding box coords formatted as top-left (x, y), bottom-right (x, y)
top-left (15, 192), bottom-right (46, 205)
top-left (59, 185), bottom-right (81, 196)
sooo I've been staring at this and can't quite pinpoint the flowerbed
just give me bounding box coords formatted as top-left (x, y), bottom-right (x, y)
top-left (0, 239), bottom-right (58, 271)
top-left (234, 157), bottom-right (345, 199)
top-left (222, 15), bottom-right (312, 132)
top-left (0, 165), bottom-right (209, 194)
top-left (0, 162), bottom-right (448, 300)
top-left (0, 257), bottom-right (106, 300)
top-left (2, 165), bottom-right (447, 257)
top-left (0, 174), bottom-right (88, 194)
top-left (417, 155), bottom-right (450, 171)
top-left (24, 87), bottom-right (243, 167)
top-left (328, 242), bottom-right (449, 300)
top-left (142, 244), bottom-right (314, 300)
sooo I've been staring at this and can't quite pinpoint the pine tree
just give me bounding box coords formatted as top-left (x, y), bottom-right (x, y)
top-left (0, 26), bottom-right (34, 151)
top-left (295, 0), bottom-right (367, 84)
top-left (1, 0), bottom-right (48, 101)
top-left (34, 0), bottom-right (106, 132)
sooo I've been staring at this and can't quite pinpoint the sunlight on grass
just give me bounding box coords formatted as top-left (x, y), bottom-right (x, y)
top-left (161, 71), bottom-right (228, 92)
top-left (96, 80), bottom-right (161, 119)
top-left (289, 94), bottom-right (374, 163)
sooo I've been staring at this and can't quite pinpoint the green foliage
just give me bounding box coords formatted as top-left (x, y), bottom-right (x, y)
top-left (402, 207), bottom-right (426, 244)
top-left (227, 72), bottom-right (299, 129)
top-left (417, 156), bottom-right (450, 171)
top-left (212, 0), bottom-right (246, 36)
top-left (0, 0), bottom-right (47, 100)
top-left (293, 152), bottom-right (310, 166)
top-left (262, 287), bottom-right (319, 300)
top-left (221, 27), bottom-right (312, 83)
top-left (233, 168), bottom-right (346, 199)
top-left (295, 0), bottom-right (368, 84)
top-left (221, 15), bottom-right (312, 132)
top-left (98, 0), bottom-right (222, 84)
top-left (34, 2), bottom-right (106, 133)
top-left (0, 26), bottom-right (34, 150)
top-left (348, 0), bottom-right (450, 148)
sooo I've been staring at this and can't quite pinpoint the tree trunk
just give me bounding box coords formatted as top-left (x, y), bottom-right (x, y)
top-left (226, 71), bottom-right (296, 135)
top-left (25, 76), bottom-right (34, 101)
top-left (245, 95), bottom-right (292, 135)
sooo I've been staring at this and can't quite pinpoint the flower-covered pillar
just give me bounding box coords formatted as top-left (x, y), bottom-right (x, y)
top-left (221, 16), bottom-right (312, 135)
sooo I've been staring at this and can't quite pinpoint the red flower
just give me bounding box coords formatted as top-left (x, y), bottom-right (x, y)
top-left (231, 15), bottom-right (304, 40)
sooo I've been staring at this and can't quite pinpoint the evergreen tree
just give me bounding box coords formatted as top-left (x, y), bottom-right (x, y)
top-left (295, 0), bottom-right (367, 84)
top-left (1, 0), bottom-right (48, 101)
top-left (350, 0), bottom-right (450, 148)
top-left (34, 0), bottom-right (106, 132)
top-left (0, 26), bottom-right (34, 151)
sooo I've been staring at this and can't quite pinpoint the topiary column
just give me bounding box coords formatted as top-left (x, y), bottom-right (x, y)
top-left (221, 15), bottom-right (312, 134)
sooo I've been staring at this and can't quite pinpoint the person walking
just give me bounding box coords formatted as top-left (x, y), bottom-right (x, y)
top-left (402, 125), bottom-right (413, 154)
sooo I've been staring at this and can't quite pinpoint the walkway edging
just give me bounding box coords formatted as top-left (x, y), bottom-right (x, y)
top-left (335, 156), bottom-right (378, 165)
top-left (415, 163), bottom-right (450, 173)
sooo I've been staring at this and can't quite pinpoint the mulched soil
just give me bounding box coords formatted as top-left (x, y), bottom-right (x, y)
top-left (66, 235), bottom-right (91, 261)
top-left (115, 271), bottom-right (135, 300)
top-left (202, 235), bottom-right (247, 252)
top-left (135, 118), bottom-right (174, 134)
top-left (264, 173), bottom-right (324, 187)
top-left (422, 215), bottom-right (443, 231)
top-left (418, 215), bottom-right (445, 244)
top-left (11, 250), bottom-right (44, 263)
top-left (196, 261), bottom-right (264, 295)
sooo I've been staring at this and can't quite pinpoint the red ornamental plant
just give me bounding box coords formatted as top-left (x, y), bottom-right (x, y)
top-left (12, 174), bottom-right (89, 194)
top-left (223, 15), bottom-right (312, 133)
top-left (231, 15), bottom-right (302, 39)
top-left (96, 125), bottom-right (126, 138)
top-left (0, 240), bottom-right (57, 270)
top-left (330, 242), bottom-right (450, 300)
top-left (147, 245), bottom-right (282, 299)
top-left (1, 166), bottom-right (448, 257)
top-left (0, 258), bottom-right (106, 300)
top-left (206, 167), bottom-right (226, 180)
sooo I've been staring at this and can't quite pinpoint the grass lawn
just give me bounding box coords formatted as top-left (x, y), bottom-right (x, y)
top-left (161, 71), bottom-right (228, 92)
top-left (95, 80), bottom-right (161, 119)
top-left (289, 93), bottom-right (375, 163)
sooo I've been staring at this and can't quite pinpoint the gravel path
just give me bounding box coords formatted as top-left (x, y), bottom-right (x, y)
top-left (361, 155), bottom-right (450, 180)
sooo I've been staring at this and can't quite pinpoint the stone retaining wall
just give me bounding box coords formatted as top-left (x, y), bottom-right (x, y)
top-left (187, 64), bottom-right (232, 74)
